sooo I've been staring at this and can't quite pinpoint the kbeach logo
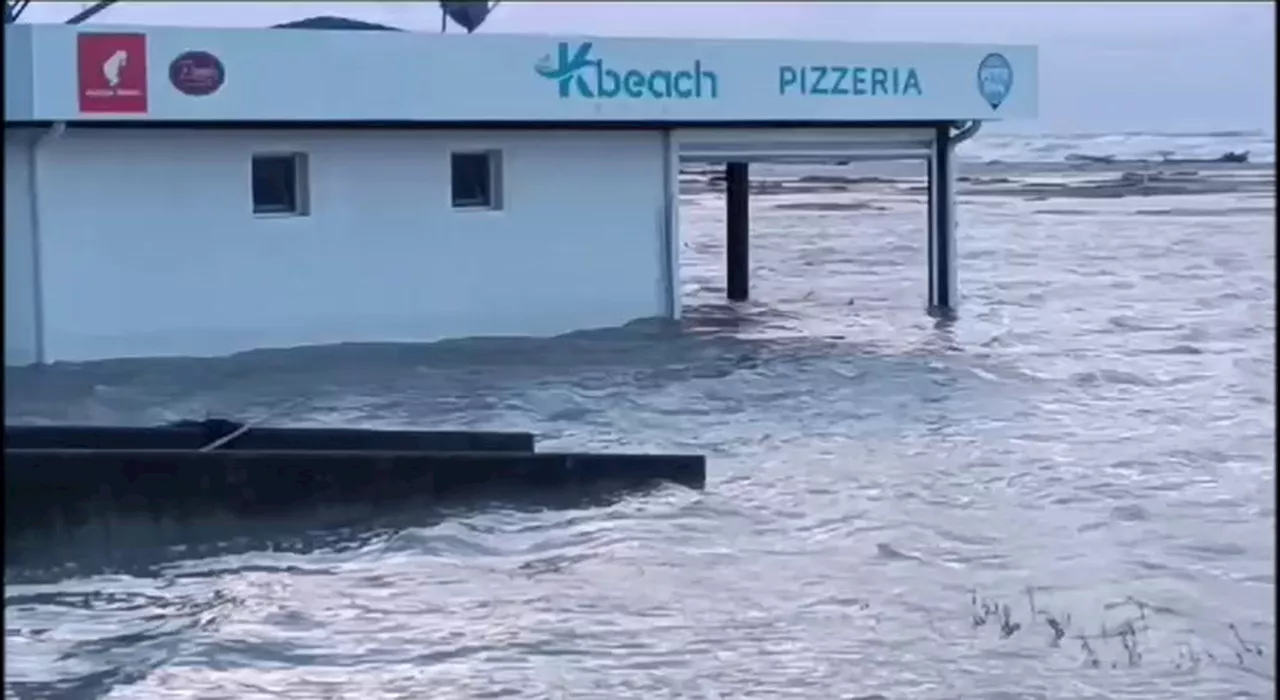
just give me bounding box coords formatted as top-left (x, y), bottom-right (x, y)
top-left (534, 42), bottom-right (718, 100)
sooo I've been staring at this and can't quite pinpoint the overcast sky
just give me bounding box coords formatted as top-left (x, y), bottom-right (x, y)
top-left (23, 1), bottom-right (1276, 134)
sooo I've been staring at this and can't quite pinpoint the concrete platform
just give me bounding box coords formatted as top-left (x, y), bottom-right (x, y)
top-left (4, 421), bottom-right (536, 452)
top-left (4, 448), bottom-right (707, 548)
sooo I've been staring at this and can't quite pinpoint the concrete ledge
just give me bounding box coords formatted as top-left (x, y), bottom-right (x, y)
top-left (4, 421), bottom-right (536, 452)
top-left (6, 488), bottom-right (665, 577)
top-left (4, 448), bottom-right (706, 545)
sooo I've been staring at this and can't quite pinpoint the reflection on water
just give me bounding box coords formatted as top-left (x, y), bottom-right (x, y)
top-left (4, 139), bottom-right (1275, 699)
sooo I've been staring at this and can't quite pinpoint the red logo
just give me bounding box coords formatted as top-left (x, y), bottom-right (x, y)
top-left (77, 33), bottom-right (149, 114)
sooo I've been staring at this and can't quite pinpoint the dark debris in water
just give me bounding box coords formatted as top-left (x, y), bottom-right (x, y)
top-left (969, 588), bottom-right (1268, 672)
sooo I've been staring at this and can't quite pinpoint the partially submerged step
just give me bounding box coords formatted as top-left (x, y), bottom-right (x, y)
top-left (4, 448), bottom-right (707, 547)
top-left (4, 422), bottom-right (535, 453)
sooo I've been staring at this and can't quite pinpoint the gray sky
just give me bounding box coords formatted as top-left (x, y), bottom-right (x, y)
top-left (24, 1), bottom-right (1276, 134)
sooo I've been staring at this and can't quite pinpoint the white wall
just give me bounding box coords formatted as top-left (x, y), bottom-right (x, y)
top-left (3, 25), bottom-right (34, 121)
top-left (4, 129), bottom-right (39, 366)
top-left (34, 129), bottom-right (670, 362)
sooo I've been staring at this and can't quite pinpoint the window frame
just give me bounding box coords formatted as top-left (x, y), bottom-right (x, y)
top-left (251, 152), bottom-right (310, 217)
top-left (449, 150), bottom-right (503, 212)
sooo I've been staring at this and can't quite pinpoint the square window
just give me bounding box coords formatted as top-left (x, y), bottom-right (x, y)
top-left (451, 151), bottom-right (502, 210)
top-left (252, 153), bottom-right (309, 216)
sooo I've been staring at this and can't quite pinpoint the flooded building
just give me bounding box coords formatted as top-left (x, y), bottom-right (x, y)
top-left (3, 21), bottom-right (1037, 365)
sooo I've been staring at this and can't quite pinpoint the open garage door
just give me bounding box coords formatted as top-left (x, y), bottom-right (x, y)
top-left (674, 127), bottom-right (937, 163)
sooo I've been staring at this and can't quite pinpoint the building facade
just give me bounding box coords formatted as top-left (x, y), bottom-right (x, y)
top-left (3, 23), bottom-right (1038, 364)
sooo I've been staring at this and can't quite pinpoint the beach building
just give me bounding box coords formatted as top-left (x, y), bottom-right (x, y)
top-left (3, 22), bottom-right (1038, 365)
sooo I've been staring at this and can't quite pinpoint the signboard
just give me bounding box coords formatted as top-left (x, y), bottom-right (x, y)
top-left (17, 24), bottom-right (1039, 123)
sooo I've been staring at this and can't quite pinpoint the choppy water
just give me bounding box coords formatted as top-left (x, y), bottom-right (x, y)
top-left (965, 129), bottom-right (1275, 166)
top-left (5, 132), bottom-right (1275, 699)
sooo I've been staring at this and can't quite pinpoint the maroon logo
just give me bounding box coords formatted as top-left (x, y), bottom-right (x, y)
top-left (169, 50), bottom-right (225, 96)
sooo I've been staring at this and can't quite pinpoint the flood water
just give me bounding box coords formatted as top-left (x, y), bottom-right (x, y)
top-left (4, 131), bottom-right (1275, 699)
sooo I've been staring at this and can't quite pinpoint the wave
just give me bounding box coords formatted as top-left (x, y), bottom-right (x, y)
top-left (966, 131), bottom-right (1275, 166)
top-left (1060, 150), bottom-right (1252, 165)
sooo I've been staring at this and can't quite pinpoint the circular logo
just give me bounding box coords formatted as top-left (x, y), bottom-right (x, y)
top-left (976, 53), bottom-right (1014, 110)
top-left (169, 51), bottom-right (225, 96)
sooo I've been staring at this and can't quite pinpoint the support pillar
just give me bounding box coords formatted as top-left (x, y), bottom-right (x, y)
top-left (725, 161), bottom-right (750, 302)
top-left (927, 126), bottom-right (957, 315)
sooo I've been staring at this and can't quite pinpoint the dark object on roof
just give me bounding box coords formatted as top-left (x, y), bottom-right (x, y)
top-left (6, 0), bottom-right (33, 24)
top-left (272, 16), bottom-right (405, 31)
top-left (441, 1), bottom-right (493, 33)
top-left (65, 0), bottom-right (121, 25)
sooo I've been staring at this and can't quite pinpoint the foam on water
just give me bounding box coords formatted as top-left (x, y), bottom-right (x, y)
top-left (5, 131), bottom-right (1275, 700)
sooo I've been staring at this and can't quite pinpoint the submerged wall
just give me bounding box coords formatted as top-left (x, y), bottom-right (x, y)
top-left (32, 128), bottom-right (671, 362)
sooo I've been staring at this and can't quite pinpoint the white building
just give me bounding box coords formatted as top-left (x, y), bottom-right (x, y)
top-left (3, 22), bottom-right (1038, 365)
